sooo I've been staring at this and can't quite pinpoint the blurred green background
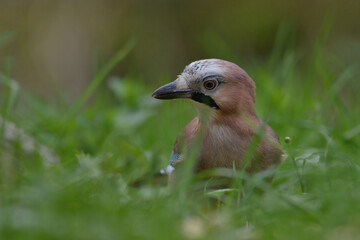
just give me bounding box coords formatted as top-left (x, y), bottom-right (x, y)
top-left (0, 0), bottom-right (359, 99)
top-left (1, 1), bottom-right (360, 240)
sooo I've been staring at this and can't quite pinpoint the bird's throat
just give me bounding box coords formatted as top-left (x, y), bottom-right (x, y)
top-left (190, 92), bottom-right (219, 110)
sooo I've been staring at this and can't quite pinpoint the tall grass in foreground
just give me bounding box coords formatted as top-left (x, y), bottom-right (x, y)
top-left (0, 30), bottom-right (360, 239)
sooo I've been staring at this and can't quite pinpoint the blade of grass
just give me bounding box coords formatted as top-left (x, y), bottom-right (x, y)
top-left (0, 30), bottom-right (14, 48)
top-left (0, 63), bottom-right (20, 138)
top-left (68, 38), bottom-right (136, 115)
top-left (47, 39), bottom-right (136, 151)
top-left (54, 38), bottom-right (136, 142)
top-left (226, 124), bottom-right (266, 207)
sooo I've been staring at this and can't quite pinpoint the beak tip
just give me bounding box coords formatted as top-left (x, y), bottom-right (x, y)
top-left (151, 91), bottom-right (158, 99)
top-left (152, 81), bottom-right (190, 100)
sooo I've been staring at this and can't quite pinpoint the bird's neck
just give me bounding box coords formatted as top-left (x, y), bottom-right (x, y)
top-left (237, 102), bottom-right (258, 119)
top-left (193, 101), bottom-right (260, 127)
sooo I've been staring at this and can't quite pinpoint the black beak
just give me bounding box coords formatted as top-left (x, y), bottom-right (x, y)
top-left (152, 81), bottom-right (220, 110)
top-left (152, 81), bottom-right (194, 100)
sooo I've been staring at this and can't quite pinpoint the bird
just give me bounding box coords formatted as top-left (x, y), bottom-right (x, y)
top-left (152, 59), bottom-right (283, 183)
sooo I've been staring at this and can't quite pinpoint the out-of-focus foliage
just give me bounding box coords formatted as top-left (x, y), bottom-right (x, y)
top-left (0, 0), bottom-right (360, 99)
top-left (1, 1), bottom-right (360, 239)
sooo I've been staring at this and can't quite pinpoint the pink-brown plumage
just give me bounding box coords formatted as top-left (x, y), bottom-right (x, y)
top-left (152, 59), bottom-right (283, 177)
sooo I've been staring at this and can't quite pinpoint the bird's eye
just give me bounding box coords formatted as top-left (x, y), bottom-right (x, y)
top-left (203, 79), bottom-right (218, 90)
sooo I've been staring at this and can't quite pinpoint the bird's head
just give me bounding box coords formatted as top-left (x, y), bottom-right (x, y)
top-left (152, 59), bottom-right (256, 115)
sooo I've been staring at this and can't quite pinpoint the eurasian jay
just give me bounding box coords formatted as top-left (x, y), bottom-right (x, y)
top-left (152, 59), bottom-right (283, 179)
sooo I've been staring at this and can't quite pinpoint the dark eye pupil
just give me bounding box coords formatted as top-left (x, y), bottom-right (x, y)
top-left (204, 80), bottom-right (216, 90)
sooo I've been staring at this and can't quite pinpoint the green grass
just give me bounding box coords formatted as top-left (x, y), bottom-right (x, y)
top-left (1, 29), bottom-right (360, 240)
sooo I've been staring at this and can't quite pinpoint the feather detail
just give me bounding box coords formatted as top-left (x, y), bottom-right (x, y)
top-left (154, 59), bottom-right (284, 184)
